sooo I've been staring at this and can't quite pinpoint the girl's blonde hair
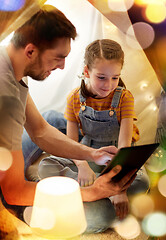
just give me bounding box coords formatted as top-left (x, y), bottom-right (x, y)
top-left (80, 39), bottom-right (125, 98)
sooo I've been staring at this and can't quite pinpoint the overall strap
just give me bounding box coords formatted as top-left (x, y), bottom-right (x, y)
top-left (111, 86), bottom-right (124, 108)
top-left (79, 90), bottom-right (86, 111)
top-left (79, 90), bottom-right (86, 103)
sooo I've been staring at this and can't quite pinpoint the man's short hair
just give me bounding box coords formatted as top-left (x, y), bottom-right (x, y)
top-left (11, 8), bottom-right (77, 51)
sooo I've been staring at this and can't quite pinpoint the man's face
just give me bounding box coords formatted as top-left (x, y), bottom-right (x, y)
top-left (24, 38), bottom-right (71, 81)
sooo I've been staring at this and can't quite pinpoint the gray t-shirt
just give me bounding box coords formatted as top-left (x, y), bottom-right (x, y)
top-left (0, 46), bottom-right (28, 150)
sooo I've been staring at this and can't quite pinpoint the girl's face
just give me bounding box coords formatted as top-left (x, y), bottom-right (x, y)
top-left (85, 58), bottom-right (122, 98)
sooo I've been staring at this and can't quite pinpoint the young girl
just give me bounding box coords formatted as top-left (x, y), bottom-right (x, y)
top-left (64, 39), bottom-right (140, 219)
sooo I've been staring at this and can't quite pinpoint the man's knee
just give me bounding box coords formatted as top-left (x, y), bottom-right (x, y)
top-left (42, 110), bottom-right (67, 134)
top-left (83, 198), bottom-right (116, 234)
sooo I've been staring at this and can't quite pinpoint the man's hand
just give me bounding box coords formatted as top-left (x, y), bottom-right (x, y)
top-left (92, 146), bottom-right (118, 165)
top-left (81, 165), bottom-right (136, 202)
top-left (110, 191), bottom-right (129, 220)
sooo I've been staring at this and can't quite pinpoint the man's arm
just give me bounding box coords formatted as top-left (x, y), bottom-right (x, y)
top-left (0, 152), bottom-right (136, 206)
top-left (81, 165), bottom-right (136, 202)
top-left (0, 149), bottom-right (36, 206)
top-left (24, 94), bottom-right (117, 164)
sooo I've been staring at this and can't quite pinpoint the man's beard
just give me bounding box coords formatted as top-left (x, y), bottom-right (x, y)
top-left (25, 70), bottom-right (46, 81)
top-left (24, 56), bottom-right (46, 81)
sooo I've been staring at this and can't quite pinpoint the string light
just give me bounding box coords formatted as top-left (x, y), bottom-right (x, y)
top-left (145, 93), bottom-right (153, 101)
top-left (147, 102), bottom-right (158, 111)
top-left (140, 82), bottom-right (148, 90)
top-left (153, 105), bottom-right (157, 111)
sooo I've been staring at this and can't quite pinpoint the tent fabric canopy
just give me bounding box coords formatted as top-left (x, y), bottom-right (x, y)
top-left (0, 0), bottom-right (162, 145)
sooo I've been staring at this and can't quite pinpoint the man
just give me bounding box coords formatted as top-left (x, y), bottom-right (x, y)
top-left (0, 8), bottom-right (136, 233)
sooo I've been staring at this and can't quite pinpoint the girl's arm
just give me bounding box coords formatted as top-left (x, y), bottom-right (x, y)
top-left (118, 118), bottom-right (133, 149)
top-left (113, 117), bottom-right (133, 219)
top-left (66, 120), bottom-right (79, 142)
top-left (67, 120), bottom-right (96, 186)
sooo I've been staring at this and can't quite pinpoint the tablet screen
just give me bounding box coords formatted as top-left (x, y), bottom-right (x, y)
top-left (100, 143), bottom-right (159, 182)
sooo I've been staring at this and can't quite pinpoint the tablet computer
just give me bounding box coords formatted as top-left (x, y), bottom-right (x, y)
top-left (99, 143), bottom-right (159, 182)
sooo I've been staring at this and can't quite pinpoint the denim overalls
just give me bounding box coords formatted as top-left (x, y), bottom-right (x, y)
top-left (79, 86), bottom-right (123, 172)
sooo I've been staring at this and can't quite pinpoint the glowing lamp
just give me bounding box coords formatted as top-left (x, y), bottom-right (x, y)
top-left (0, 0), bottom-right (25, 11)
top-left (30, 176), bottom-right (87, 239)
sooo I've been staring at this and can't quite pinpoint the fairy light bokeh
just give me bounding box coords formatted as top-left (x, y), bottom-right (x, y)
top-left (23, 207), bottom-right (33, 226)
top-left (145, 3), bottom-right (166, 24)
top-left (142, 212), bottom-right (166, 237)
top-left (158, 174), bottom-right (166, 197)
top-left (30, 207), bottom-right (56, 230)
top-left (23, 206), bottom-right (56, 231)
top-left (114, 215), bottom-right (141, 239)
top-left (108, 0), bottom-right (134, 12)
top-left (131, 194), bottom-right (155, 219)
top-left (0, 0), bottom-right (25, 11)
top-left (126, 22), bottom-right (155, 49)
top-left (135, 0), bottom-right (166, 6)
top-left (0, 147), bottom-right (13, 171)
top-left (146, 147), bottom-right (166, 172)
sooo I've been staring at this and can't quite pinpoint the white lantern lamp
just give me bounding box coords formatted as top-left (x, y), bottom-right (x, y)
top-left (30, 176), bottom-right (87, 239)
